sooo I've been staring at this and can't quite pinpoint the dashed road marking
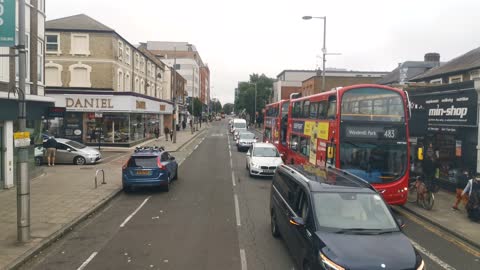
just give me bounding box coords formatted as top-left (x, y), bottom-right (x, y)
top-left (194, 144), bottom-right (199, 150)
top-left (120, 197), bottom-right (151, 228)
top-left (234, 194), bottom-right (241, 226)
top-left (240, 249), bottom-right (247, 270)
top-left (410, 239), bottom-right (456, 270)
top-left (77, 252), bottom-right (98, 270)
top-left (232, 171), bottom-right (236, 187)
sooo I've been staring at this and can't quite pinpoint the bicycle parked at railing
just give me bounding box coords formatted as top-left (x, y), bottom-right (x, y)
top-left (407, 175), bottom-right (435, 210)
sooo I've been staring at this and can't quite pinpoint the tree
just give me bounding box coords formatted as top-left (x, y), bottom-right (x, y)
top-left (213, 100), bottom-right (222, 113)
top-left (234, 73), bottom-right (274, 123)
top-left (223, 103), bottom-right (234, 115)
top-left (188, 97), bottom-right (203, 117)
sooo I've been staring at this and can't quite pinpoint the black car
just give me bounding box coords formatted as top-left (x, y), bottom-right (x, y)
top-left (270, 164), bottom-right (425, 270)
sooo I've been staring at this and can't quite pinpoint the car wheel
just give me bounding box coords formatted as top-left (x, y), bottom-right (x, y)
top-left (246, 162), bottom-right (249, 170)
top-left (249, 169), bottom-right (253, 177)
top-left (271, 211), bottom-right (281, 238)
top-left (164, 176), bottom-right (170, 192)
top-left (123, 184), bottom-right (132, 193)
top-left (173, 165), bottom-right (178, 180)
top-left (74, 156), bottom-right (86, 165)
top-left (35, 157), bottom-right (42, 166)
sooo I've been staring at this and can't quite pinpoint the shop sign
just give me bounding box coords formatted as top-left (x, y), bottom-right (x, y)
top-left (66, 98), bottom-right (114, 109)
top-left (64, 113), bottom-right (83, 141)
top-left (47, 107), bottom-right (66, 118)
top-left (95, 112), bottom-right (103, 118)
top-left (409, 89), bottom-right (477, 126)
top-left (136, 100), bottom-right (146, 109)
top-left (0, 0), bottom-right (15, 47)
top-left (13, 132), bottom-right (30, 148)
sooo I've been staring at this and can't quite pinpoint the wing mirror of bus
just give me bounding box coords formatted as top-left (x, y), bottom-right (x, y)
top-left (417, 148), bottom-right (424, 161)
top-left (327, 146), bottom-right (334, 159)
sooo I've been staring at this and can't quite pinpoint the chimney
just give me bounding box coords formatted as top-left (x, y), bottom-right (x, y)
top-left (424, 53), bottom-right (440, 63)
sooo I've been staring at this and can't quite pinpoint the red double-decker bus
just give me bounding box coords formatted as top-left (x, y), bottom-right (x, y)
top-left (263, 99), bottom-right (290, 156)
top-left (284, 84), bottom-right (410, 205)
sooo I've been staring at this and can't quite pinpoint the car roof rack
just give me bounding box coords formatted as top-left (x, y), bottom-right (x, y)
top-left (134, 146), bottom-right (165, 153)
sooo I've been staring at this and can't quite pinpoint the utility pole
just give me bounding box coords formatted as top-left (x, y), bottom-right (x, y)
top-left (172, 47), bottom-right (177, 143)
top-left (17, 0), bottom-right (30, 242)
top-left (191, 66), bottom-right (194, 134)
top-left (254, 82), bottom-right (257, 126)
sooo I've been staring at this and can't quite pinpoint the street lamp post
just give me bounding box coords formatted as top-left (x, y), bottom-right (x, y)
top-left (303, 15), bottom-right (327, 92)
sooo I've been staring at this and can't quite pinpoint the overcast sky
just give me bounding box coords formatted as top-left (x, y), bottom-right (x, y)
top-left (47, 0), bottom-right (480, 104)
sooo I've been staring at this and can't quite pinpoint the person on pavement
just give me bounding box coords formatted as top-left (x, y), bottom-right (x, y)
top-left (43, 136), bottom-right (57, 166)
top-left (164, 126), bottom-right (170, 141)
top-left (453, 169), bottom-right (470, 210)
top-left (463, 173), bottom-right (480, 222)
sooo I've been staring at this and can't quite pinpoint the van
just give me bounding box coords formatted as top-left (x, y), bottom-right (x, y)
top-left (232, 119), bottom-right (247, 139)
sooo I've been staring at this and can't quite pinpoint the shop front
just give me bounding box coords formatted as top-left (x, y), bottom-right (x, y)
top-left (47, 91), bottom-right (173, 147)
top-left (408, 81), bottom-right (478, 185)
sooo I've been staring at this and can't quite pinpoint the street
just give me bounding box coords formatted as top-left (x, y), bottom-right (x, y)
top-left (20, 120), bottom-right (480, 270)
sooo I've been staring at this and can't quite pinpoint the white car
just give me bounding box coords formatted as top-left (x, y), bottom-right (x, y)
top-left (232, 118), bottom-right (247, 137)
top-left (246, 143), bottom-right (283, 177)
top-left (236, 132), bottom-right (257, 151)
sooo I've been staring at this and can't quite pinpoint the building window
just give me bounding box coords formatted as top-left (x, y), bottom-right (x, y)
top-left (118, 70), bottom-right (124, 91)
top-left (69, 63), bottom-right (92, 87)
top-left (70, 34), bottom-right (90, 55)
top-left (146, 62), bottom-right (150, 77)
top-left (125, 47), bottom-right (131, 65)
top-left (140, 57), bottom-right (145, 73)
top-left (45, 63), bottom-right (62, 86)
top-left (46, 34), bottom-right (60, 54)
top-left (118, 41), bottom-right (123, 62)
top-left (38, 0), bottom-right (45, 12)
top-left (38, 40), bottom-right (44, 83)
top-left (135, 53), bottom-right (139, 70)
top-left (15, 33), bottom-right (30, 82)
top-left (430, 78), bottom-right (443, 84)
top-left (135, 77), bottom-right (140, 92)
top-left (140, 79), bottom-right (145, 93)
top-left (125, 73), bottom-right (131, 91)
top-left (448, 75), bottom-right (463, 84)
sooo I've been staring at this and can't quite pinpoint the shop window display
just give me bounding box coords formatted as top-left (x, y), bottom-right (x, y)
top-left (102, 113), bottom-right (130, 143)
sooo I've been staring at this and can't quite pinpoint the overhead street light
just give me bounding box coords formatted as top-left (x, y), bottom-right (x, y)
top-left (303, 15), bottom-right (327, 92)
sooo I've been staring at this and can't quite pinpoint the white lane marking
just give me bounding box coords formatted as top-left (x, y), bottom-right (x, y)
top-left (120, 197), bottom-right (151, 228)
top-left (232, 171), bottom-right (236, 187)
top-left (410, 239), bottom-right (456, 270)
top-left (194, 144), bottom-right (199, 150)
top-left (77, 252), bottom-right (98, 270)
top-left (234, 194), bottom-right (241, 226)
top-left (230, 158), bottom-right (233, 168)
top-left (240, 249), bottom-right (247, 270)
top-left (229, 151), bottom-right (232, 158)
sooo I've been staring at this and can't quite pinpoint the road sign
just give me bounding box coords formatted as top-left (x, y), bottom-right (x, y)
top-left (14, 131), bottom-right (30, 148)
top-left (0, 0), bottom-right (16, 47)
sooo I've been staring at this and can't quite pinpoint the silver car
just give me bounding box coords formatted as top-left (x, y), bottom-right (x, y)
top-left (35, 138), bottom-right (102, 165)
top-left (236, 132), bottom-right (257, 151)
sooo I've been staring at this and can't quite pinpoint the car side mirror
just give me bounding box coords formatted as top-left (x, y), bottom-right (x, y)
top-left (396, 217), bottom-right (406, 229)
top-left (169, 156), bottom-right (176, 161)
top-left (67, 148), bottom-right (72, 152)
top-left (289, 216), bottom-right (305, 227)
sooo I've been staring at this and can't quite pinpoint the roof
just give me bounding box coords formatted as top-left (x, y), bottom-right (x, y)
top-left (412, 47), bottom-right (480, 81)
top-left (253, 142), bottom-right (276, 148)
top-left (283, 165), bottom-right (375, 192)
top-left (376, 61), bottom-right (441, 85)
top-left (276, 69), bottom-right (317, 78)
top-left (46, 14), bottom-right (114, 32)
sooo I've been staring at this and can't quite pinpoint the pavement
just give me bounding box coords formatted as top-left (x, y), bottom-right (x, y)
top-left (0, 124), bottom-right (208, 270)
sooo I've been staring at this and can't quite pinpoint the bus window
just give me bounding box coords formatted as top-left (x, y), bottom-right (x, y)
top-left (264, 128), bottom-right (272, 141)
top-left (282, 102), bottom-right (290, 117)
top-left (299, 136), bottom-right (310, 156)
top-left (310, 102), bottom-right (319, 118)
top-left (290, 134), bottom-right (299, 151)
top-left (318, 101), bottom-right (328, 119)
top-left (327, 96), bottom-right (337, 119)
top-left (302, 101), bottom-right (310, 118)
top-left (293, 102), bottom-right (302, 118)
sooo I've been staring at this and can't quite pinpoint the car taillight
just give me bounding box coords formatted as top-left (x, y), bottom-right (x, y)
top-left (157, 157), bottom-right (166, 170)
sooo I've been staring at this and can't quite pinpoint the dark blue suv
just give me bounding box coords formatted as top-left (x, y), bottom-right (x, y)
top-left (270, 164), bottom-right (425, 270)
top-left (122, 147), bottom-right (178, 192)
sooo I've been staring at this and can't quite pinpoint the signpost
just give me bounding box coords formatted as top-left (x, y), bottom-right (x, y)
top-left (0, 0), bottom-right (16, 47)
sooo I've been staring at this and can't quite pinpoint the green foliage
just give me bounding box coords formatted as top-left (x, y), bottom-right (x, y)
top-left (188, 98), bottom-right (203, 117)
top-left (223, 103), bottom-right (234, 115)
top-left (212, 100), bottom-right (222, 113)
top-left (234, 73), bottom-right (274, 122)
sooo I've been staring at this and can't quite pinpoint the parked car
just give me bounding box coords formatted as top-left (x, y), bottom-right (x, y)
top-left (215, 115), bottom-right (222, 121)
top-left (246, 143), bottom-right (283, 177)
top-left (122, 146), bottom-right (178, 192)
top-left (35, 138), bottom-right (102, 165)
top-left (236, 132), bottom-right (257, 151)
top-left (270, 164), bottom-right (425, 270)
top-left (232, 118), bottom-right (247, 137)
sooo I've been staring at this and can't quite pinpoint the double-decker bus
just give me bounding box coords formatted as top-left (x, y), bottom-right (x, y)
top-left (263, 99), bottom-right (290, 156)
top-left (285, 84), bottom-right (410, 205)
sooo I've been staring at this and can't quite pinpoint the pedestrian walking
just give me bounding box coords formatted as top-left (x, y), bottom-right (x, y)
top-left (452, 169), bottom-right (470, 210)
top-left (154, 127), bottom-right (160, 139)
top-left (43, 136), bottom-right (57, 166)
top-left (170, 130), bottom-right (173, 141)
top-left (164, 126), bottom-right (170, 141)
top-left (182, 120), bottom-right (186, 130)
top-left (89, 128), bottom-right (96, 143)
top-left (463, 173), bottom-right (480, 222)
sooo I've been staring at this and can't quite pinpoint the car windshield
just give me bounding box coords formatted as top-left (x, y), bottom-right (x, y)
top-left (127, 156), bottom-right (158, 168)
top-left (313, 192), bottom-right (398, 232)
top-left (66, 140), bottom-right (87, 149)
top-left (340, 141), bottom-right (407, 184)
top-left (234, 122), bottom-right (246, 128)
top-left (253, 147), bottom-right (279, 157)
top-left (240, 133), bottom-right (255, 140)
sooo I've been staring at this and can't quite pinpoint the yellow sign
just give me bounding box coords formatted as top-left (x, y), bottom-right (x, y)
top-left (317, 122), bottom-right (329, 140)
top-left (13, 132), bottom-right (30, 139)
top-left (304, 121), bottom-right (315, 136)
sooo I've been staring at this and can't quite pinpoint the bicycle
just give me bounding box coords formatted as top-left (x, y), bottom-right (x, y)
top-left (407, 176), bottom-right (435, 210)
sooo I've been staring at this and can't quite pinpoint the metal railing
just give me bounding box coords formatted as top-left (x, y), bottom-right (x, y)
top-left (94, 169), bottom-right (106, 188)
